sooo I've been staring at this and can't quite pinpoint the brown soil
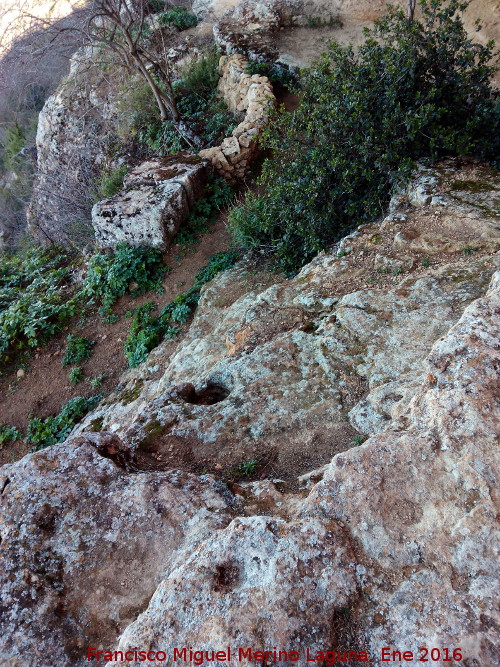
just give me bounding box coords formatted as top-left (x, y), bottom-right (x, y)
top-left (0, 216), bottom-right (231, 465)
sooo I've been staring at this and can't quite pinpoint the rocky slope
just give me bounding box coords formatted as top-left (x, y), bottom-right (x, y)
top-left (1, 160), bottom-right (498, 665)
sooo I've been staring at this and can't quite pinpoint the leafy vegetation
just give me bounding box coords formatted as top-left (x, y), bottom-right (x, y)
top-left (0, 242), bottom-right (169, 364)
top-left (245, 61), bottom-right (298, 89)
top-left (174, 175), bottom-right (234, 247)
top-left (0, 246), bottom-right (78, 362)
top-left (0, 424), bottom-right (22, 446)
top-left (82, 242), bottom-right (167, 314)
top-left (124, 251), bottom-right (240, 367)
top-left (88, 373), bottom-right (108, 389)
top-left (62, 335), bottom-right (95, 366)
top-left (68, 366), bottom-right (84, 385)
top-left (229, 0), bottom-right (499, 274)
top-left (127, 48), bottom-right (236, 156)
top-left (26, 394), bottom-right (102, 450)
top-left (159, 6), bottom-right (198, 31)
top-left (94, 165), bottom-right (129, 201)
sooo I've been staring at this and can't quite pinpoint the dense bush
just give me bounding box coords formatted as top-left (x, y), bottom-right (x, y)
top-left (229, 0), bottom-right (499, 274)
top-left (124, 251), bottom-right (240, 367)
top-left (26, 394), bottom-right (102, 450)
top-left (159, 6), bottom-right (198, 31)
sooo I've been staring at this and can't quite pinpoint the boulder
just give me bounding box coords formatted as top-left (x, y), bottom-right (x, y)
top-left (0, 433), bottom-right (233, 665)
top-left (91, 155), bottom-right (208, 250)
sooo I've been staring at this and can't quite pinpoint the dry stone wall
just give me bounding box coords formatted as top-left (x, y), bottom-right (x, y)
top-left (199, 54), bottom-right (275, 181)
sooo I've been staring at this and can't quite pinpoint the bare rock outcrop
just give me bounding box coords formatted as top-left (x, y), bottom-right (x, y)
top-left (0, 433), bottom-right (233, 665)
top-left (107, 269), bottom-right (500, 667)
top-left (2, 163), bottom-right (499, 664)
top-left (27, 47), bottom-right (119, 244)
top-left (91, 155), bottom-right (208, 249)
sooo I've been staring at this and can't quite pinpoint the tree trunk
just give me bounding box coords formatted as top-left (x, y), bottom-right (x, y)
top-left (407, 0), bottom-right (416, 22)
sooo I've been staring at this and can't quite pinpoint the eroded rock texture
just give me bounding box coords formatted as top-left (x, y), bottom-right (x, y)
top-left (91, 155), bottom-right (208, 249)
top-left (0, 435), bottom-right (233, 664)
top-left (2, 163), bottom-right (499, 665)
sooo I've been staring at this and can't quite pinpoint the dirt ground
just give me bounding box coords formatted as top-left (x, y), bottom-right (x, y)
top-left (0, 216), bottom-right (232, 465)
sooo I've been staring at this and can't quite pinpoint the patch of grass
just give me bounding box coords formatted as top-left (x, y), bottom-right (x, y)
top-left (62, 335), bottom-right (95, 366)
top-left (93, 165), bottom-right (129, 201)
top-left (26, 394), bottom-right (102, 450)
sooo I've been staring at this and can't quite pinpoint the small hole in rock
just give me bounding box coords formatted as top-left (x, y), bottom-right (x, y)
top-left (180, 381), bottom-right (230, 406)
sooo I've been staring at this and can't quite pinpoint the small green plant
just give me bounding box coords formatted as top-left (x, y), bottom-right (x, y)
top-left (351, 435), bottom-right (367, 447)
top-left (0, 424), bottom-right (22, 446)
top-left (462, 245), bottom-right (479, 256)
top-left (26, 394), bottom-right (102, 450)
top-left (124, 251), bottom-right (240, 367)
top-left (68, 366), bottom-right (84, 385)
top-left (88, 373), bottom-right (108, 389)
top-left (83, 243), bottom-right (168, 315)
top-left (238, 459), bottom-right (257, 477)
top-left (159, 6), bottom-right (198, 30)
top-left (337, 249), bottom-right (346, 258)
top-left (421, 257), bottom-right (431, 268)
top-left (62, 335), bottom-right (95, 366)
top-left (94, 165), bottom-right (128, 201)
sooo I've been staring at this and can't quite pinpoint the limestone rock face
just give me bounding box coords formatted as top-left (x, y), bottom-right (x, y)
top-left (305, 271), bottom-right (500, 663)
top-left (105, 269), bottom-right (500, 667)
top-left (91, 156), bottom-right (208, 249)
top-left (0, 434), bottom-right (232, 665)
top-left (109, 516), bottom-right (358, 665)
top-left (28, 47), bottom-right (119, 244)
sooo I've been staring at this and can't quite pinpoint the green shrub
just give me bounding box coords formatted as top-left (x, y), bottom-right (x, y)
top-left (159, 6), bottom-right (198, 31)
top-left (26, 394), bottom-right (102, 450)
top-left (124, 251), bottom-right (239, 367)
top-left (229, 0), bottom-right (499, 275)
top-left (245, 61), bottom-right (298, 89)
top-left (62, 335), bottom-right (95, 366)
top-left (83, 242), bottom-right (167, 312)
top-left (0, 424), bottom-right (22, 446)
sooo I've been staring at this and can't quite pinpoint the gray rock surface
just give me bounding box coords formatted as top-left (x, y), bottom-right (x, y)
top-left (0, 433), bottom-right (232, 665)
top-left (91, 155), bottom-right (208, 249)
